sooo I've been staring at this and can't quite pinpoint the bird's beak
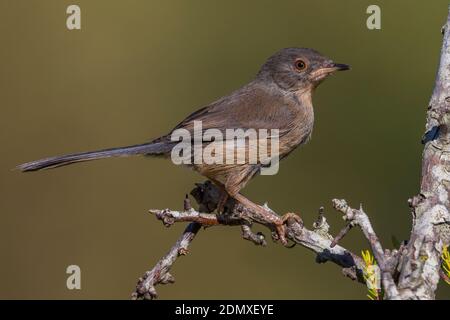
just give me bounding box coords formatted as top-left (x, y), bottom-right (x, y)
top-left (311, 62), bottom-right (350, 81)
top-left (332, 63), bottom-right (351, 71)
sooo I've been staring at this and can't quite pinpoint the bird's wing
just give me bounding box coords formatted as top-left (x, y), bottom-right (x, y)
top-left (170, 82), bottom-right (296, 138)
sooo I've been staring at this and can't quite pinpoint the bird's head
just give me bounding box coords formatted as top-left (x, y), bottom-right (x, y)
top-left (257, 47), bottom-right (350, 92)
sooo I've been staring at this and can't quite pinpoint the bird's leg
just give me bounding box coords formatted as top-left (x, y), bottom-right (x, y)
top-left (209, 179), bottom-right (228, 213)
top-left (217, 192), bottom-right (229, 213)
top-left (232, 193), bottom-right (294, 246)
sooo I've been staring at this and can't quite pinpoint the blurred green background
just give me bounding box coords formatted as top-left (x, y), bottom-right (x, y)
top-left (1, 0), bottom-right (449, 299)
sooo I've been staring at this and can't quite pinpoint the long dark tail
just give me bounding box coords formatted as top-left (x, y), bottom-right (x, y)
top-left (18, 141), bottom-right (172, 172)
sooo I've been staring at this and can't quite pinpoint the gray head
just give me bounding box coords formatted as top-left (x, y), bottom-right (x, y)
top-left (257, 47), bottom-right (350, 91)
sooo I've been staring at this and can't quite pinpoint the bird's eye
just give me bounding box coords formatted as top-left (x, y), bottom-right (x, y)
top-left (294, 59), bottom-right (307, 71)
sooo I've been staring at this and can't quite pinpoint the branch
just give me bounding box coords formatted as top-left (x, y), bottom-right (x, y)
top-left (331, 199), bottom-right (400, 299)
top-left (325, 7), bottom-right (450, 299)
top-left (132, 197), bottom-right (201, 300)
top-left (132, 222), bottom-right (201, 300)
top-left (395, 5), bottom-right (450, 300)
top-left (133, 181), bottom-right (366, 299)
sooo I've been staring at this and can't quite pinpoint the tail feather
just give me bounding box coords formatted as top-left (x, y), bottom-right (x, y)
top-left (18, 141), bottom-right (171, 172)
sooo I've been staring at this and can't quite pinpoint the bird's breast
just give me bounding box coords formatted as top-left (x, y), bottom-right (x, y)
top-left (277, 93), bottom-right (315, 158)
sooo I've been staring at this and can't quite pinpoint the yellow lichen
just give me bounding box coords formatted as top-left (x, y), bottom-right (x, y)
top-left (442, 245), bottom-right (450, 285)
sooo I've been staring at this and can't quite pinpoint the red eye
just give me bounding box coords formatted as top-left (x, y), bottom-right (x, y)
top-left (295, 59), bottom-right (307, 71)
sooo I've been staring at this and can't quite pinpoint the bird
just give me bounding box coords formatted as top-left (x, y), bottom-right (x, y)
top-left (18, 47), bottom-right (349, 245)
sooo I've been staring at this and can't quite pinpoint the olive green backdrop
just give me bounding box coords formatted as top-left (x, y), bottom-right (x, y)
top-left (1, 0), bottom-right (449, 299)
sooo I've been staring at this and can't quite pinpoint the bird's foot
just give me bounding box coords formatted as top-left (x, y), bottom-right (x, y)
top-left (281, 212), bottom-right (302, 225)
top-left (231, 193), bottom-right (301, 247)
top-left (272, 224), bottom-right (288, 245)
top-left (273, 212), bottom-right (302, 246)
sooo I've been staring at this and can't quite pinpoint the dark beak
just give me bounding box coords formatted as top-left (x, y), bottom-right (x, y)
top-left (332, 63), bottom-right (351, 71)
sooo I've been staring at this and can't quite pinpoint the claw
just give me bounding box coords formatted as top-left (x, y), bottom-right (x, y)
top-left (275, 224), bottom-right (288, 245)
top-left (277, 213), bottom-right (302, 247)
top-left (281, 212), bottom-right (303, 225)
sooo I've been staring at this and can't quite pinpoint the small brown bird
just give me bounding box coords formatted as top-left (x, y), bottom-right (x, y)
top-left (18, 48), bottom-right (349, 244)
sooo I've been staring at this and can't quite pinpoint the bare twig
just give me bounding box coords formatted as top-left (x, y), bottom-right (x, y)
top-left (132, 221), bottom-right (201, 300)
top-left (241, 224), bottom-right (267, 246)
top-left (330, 223), bottom-right (353, 248)
top-left (132, 197), bottom-right (202, 300)
top-left (332, 199), bottom-right (400, 299)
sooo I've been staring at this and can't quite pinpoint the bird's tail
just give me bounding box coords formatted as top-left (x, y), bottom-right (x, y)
top-left (17, 141), bottom-right (171, 172)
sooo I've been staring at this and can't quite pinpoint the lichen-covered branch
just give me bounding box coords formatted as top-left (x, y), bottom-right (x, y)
top-left (132, 197), bottom-right (201, 300)
top-left (132, 181), bottom-right (366, 299)
top-left (132, 221), bottom-right (201, 300)
top-left (331, 199), bottom-right (400, 299)
top-left (395, 5), bottom-right (450, 300)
